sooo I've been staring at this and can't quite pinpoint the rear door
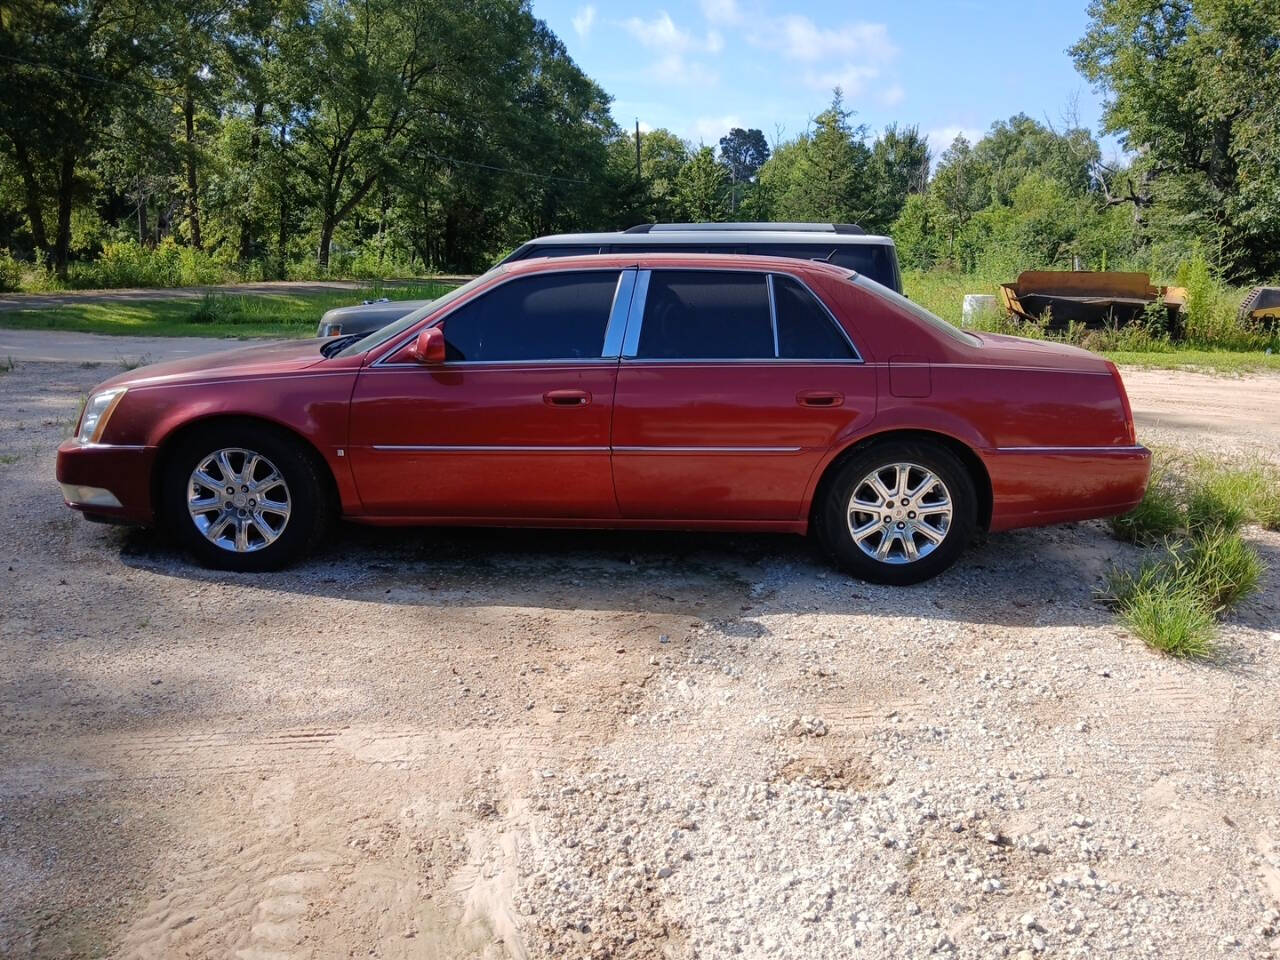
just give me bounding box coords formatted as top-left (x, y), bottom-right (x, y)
top-left (347, 268), bottom-right (631, 518)
top-left (610, 269), bottom-right (876, 520)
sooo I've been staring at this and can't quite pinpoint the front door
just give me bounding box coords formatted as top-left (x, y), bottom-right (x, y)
top-left (347, 268), bottom-right (630, 519)
top-left (610, 269), bottom-right (876, 520)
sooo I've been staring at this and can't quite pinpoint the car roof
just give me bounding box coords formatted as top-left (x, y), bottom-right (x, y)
top-left (525, 228), bottom-right (894, 247)
top-left (499, 251), bottom-right (858, 280)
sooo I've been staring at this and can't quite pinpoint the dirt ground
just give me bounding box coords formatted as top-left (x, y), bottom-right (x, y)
top-left (1, 360), bottom-right (1278, 960)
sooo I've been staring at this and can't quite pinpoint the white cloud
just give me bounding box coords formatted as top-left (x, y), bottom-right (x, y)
top-left (690, 114), bottom-right (744, 144)
top-left (772, 16), bottom-right (896, 63)
top-left (879, 83), bottom-right (906, 107)
top-left (700, 0), bottom-right (743, 26)
top-left (571, 5), bottom-right (596, 39)
top-left (804, 63), bottom-right (880, 97)
top-left (624, 11), bottom-right (722, 54)
top-left (926, 125), bottom-right (984, 152)
top-left (650, 53), bottom-right (720, 88)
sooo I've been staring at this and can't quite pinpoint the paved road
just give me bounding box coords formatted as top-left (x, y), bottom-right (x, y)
top-left (0, 277), bottom-right (472, 312)
top-left (0, 328), bottom-right (265, 363)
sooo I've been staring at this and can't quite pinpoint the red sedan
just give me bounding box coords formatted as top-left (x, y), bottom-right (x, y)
top-left (56, 254), bottom-right (1150, 584)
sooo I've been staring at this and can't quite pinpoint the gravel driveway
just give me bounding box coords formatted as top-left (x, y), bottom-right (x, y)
top-left (1, 359), bottom-right (1278, 960)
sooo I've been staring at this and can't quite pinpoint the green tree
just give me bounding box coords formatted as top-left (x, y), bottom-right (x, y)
top-left (868, 123), bottom-right (930, 232)
top-left (0, 0), bottom-right (156, 275)
top-left (675, 146), bottom-right (729, 222)
top-left (718, 127), bottom-right (769, 211)
top-left (774, 91), bottom-right (873, 225)
top-left (633, 128), bottom-right (689, 222)
top-left (1072, 0), bottom-right (1280, 280)
top-left (930, 135), bottom-right (986, 261)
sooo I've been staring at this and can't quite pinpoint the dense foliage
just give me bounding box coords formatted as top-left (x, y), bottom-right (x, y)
top-left (1, 0), bottom-right (1278, 287)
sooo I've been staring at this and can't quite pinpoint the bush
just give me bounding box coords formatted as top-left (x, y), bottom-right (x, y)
top-left (0, 249), bottom-right (22, 292)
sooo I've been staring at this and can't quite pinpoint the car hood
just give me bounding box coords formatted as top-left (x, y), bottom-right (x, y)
top-left (95, 338), bottom-right (329, 390)
top-left (321, 299), bottom-right (432, 325)
top-left (972, 332), bottom-right (1110, 372)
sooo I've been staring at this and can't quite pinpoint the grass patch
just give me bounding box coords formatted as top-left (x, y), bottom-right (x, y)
top-left (1108, 569), bottom-right (1217, 660)
top-left (1104, 349), bottom-right (1280, 375)
top-left (1109, 460), bottom-right (1185, 544)
top-left (1106, 453), bottom-right (1273, 659)
top-left (1181, 530), bottom-right (1265, 609)
top-left (0, 282), bottom-right (454, 339)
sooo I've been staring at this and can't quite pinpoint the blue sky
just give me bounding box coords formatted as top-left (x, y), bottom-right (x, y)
top-left (530, 0), bottom-right (1118, 160)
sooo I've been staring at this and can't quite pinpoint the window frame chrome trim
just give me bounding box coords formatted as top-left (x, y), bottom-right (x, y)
top-left (620, 266), bottom-right (864, 364)
top-left (372, 444), bottom-right (610, 452)
top-left (766, 273), bottom-right (780, 357)
top-left (612, 445), bottom-right (803, 453)
top-left (601, 269), bottom-right (636, 359)
top-left (372, 265), bottom-right (632, 368)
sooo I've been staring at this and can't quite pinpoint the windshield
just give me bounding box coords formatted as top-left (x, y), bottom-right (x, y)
top-left (850, 272), bottom-right (980, 347)
top-left (333, 268), bottom-right (507, 358)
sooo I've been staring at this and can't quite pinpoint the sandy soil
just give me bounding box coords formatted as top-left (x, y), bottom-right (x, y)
top-left (1, 360), bottom-right (1277, 960)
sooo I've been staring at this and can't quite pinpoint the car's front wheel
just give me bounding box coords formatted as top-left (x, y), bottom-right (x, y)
top-left (160, 423), bottom-right (331, 571)
top-left (816, 440), bottom-right (976, 585)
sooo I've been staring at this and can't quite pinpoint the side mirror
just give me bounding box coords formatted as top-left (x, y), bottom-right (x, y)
top-left (408, 326), bottom-right (446, 365)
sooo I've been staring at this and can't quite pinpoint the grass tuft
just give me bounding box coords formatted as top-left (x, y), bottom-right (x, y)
top-left (1105, 453), bottom-right (1271, 659)
top-left (1181, 529), bottom-right (1265, 610)
top-left (1112, 573), bottom-right (1217, 660)
top-left (1109, 463), bottom-right (1185, 544)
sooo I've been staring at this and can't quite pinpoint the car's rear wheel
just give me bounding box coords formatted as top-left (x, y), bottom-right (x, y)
top-left (160, 423), bottom-right (330, 571)
top-left (816, 440), bottom-right (976, 585)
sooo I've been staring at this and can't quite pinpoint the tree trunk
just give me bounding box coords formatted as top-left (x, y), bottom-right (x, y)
top-left (238, 100), bottom-right (266, 263)
top-left (277, 123), bottom-right (288, 279)
top-left (53, 147), bottom-right (75, 278)
top-left (184, 85), bottom-right (203, 250)
top-left (317, 213), bottom-right (334, 270)
top-left (10, 138), bottom-right (50, 258)
top-left (136, 186), bottom-right (149, 246)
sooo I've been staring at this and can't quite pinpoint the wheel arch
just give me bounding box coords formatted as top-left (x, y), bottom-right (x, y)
top-left (150, 413), bottom-right (341, 522)
top-left (806, 428), bottom-right (993, 532)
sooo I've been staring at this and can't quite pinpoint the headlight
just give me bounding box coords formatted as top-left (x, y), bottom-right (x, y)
top-left (318, 321), bottom-right (343, 337)
top-left (76, 388), bottom-right (127, 443)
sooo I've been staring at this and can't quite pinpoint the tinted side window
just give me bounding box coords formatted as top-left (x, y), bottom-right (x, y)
top-left (443, 271), bottom-right (619, 361)
top-left (636, 271), bottom-right (772, 359)
top-left (608, 243), bottom-right (743, 255)
top-left (745, 243), bottom-right (897, 290)
top-left (773, 275), bottom-right (856, 359)
top-left (512, 244), bottom-right (603, 260)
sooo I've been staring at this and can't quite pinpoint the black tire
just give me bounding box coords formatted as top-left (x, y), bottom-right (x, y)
top-left (159, 421), bottom-right (331, 572)
top-left (815, 440), bottom-right (976, 585)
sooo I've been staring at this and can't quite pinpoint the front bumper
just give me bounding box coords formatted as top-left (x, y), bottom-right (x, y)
top-left (982, 444), bottom-right (1152, 533)
top-left (56, 440), bottom-right (158, 524)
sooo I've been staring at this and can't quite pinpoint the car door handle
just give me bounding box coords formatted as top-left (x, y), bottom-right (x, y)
top-left (543, 389), bottom-right (591, 407)
top-left (797, 391), bottom-right (844, 407)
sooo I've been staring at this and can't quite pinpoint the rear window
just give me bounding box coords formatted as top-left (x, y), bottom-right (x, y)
top-left (636, 271), bottom-right (773, 360)
top-left (850, 273), bottom-right (980, 346)
top-left (773, 275), bottom-right (857, 359)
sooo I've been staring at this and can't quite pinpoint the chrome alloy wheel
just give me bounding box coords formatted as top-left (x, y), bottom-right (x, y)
top-left (847, 462), bottom-right (953, 565)
top-left (187, 447), bottom-right (292, 553)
